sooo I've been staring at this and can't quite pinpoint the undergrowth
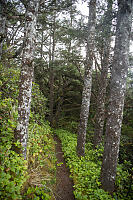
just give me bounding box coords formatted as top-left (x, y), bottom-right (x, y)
top-left (0, 62), bottom-right (56, 200)
top-left (55, 129), bottom-right (132, 200)
top-left (23, 116), bottom-right (57, 200)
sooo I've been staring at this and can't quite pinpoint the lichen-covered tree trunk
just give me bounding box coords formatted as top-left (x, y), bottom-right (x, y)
top-left (77, 0), bottom-right (96, 157)
top-left (16, 0), bottom-right (39, 159)
top-left (93, 0), bottom-right (113, 148)
top-left (0, 0), bottom-right (7, 59)
top-left (49, 13), bottom-right (56, 127)
top-left (100, 0), bottom-right (132, 193)
top-left (93, 64), bottom-right (108, 147)
top-left (49, 66), bottom-right (54, 126)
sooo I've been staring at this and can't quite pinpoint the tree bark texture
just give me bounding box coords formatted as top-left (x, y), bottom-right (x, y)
top-left (93, 0), bottom-right (113, 148)
top-left (49, 13), bottom-right (56, 127)
top-left (0, 0), bottom-right (7, 59)
top-left (100, 0), bottom-right (132, 193)
top-left (49, 64), bottom-right (54, 126)
top-left (16, 0), bottom-right (39, 159)
top-left (77, 0), bottom-right (96, 157)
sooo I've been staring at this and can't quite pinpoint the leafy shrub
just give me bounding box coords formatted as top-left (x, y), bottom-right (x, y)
top-left (23, 186), bottom-right (51, 200)
top-left (0, 98), bottom-right (27, 200)
top-left (31, 83), bottom-right (48, 120)
top-left (0, 63), bottom-right (19, 100)
top-left (28, 118), bottom-right (56, 172)
top-left (22, 118), bottom-right (57, 200)
top-left (115, 164), bottom-right (133, 200)
top-left (0, 62), bottom-right (56, 199)
top-left (0, 62), bottom-right (27, 199)
top-left (62, 120), bottom-right (79, 133)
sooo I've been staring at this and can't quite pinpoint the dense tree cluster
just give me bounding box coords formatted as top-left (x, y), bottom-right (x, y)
top-left (0, 0), bottom-right (133, 198)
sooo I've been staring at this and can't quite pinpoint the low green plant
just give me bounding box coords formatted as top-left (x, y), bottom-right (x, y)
top-left (115, 163), bottom-right (133, 200)
top-left (0, 98), bottom-right (27, 200)
top-left (23, 186), bottom-right (51, 200)
top-left (28, 117), bottom-right (56, 171)
top-left (0, 62), bottom-right (56, 199)
top-left (22, 115), bottom-right (57, 200)
top-left (55, 129), bottom-right (112, 200)
top-left (55, 129), bottom-right (132, 200)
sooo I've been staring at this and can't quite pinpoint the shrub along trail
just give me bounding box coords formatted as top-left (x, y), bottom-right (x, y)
top-left (54, 136), bottom-right (75, 200)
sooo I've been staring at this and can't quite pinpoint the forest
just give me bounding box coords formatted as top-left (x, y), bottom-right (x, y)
top-left (0, 0), bottom-right (133, 199)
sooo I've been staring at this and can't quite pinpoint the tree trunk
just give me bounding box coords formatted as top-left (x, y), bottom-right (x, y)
top-left (49, 13), bottom-right (56, 127)
top-left (0, 0), bottom-right (7, 59)
top-left (100, 0), bottom-right (132, 193)
top-left (93, 0), bottom-right (113, 148)
top-left (77, 0), bottom-right (96, 157)
top-left (41, 30), bottom-right (44, 58)
top-left (15, 0), bottom-right (39, 160)
top-left (49, 65), bottom-right (54, 126)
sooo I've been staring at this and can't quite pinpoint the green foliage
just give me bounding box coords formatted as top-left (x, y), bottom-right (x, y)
top-left (28, 117), bottom-right (56, 171)
top-left (118, 135), bottom-right (133, 200)
top-left (0, 147), bottom-right (27, 200)
top-left (0, 62), bottom-right (27, 199)
top-left (123, 70), bottom-right (133, 130)
top-left (0, 62), bottom-right (56, 199)
top-left (0, 63), bottom-right (19, 100)
top-left (34, 58), bottom-right (83, 127)
top-left (0, 98), bottom-right (27, 200)
top-left (55, 129), bottom-right (132, 200)
top-left (22, 117), bottom-right (57, 200)
top-left (23, 186), bottom-right (51, 200)
top-left (55, 129), bottom-right (112, 200)
top-left (58, 120), bottom-right (78, 133)
top-left (115, 164), bottom-right (133, 200)
top-left (31, 83), bottom-right (48, 120)
top-left (121, 124), bottom-right (133, 140)
top-left (119, 135), bottom-right (133, 163)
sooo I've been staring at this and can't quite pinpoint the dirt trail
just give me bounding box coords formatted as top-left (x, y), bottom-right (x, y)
top-left (54, 136), bottom-right (75, 200)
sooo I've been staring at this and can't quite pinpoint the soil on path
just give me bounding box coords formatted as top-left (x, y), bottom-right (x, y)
top-left (54, 136), bottom-right (75, 200)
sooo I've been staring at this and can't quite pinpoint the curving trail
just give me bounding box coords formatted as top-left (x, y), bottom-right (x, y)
top-left (54, 136), bottom-right (75, 200)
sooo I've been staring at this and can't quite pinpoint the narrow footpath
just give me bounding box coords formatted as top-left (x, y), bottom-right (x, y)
top-left (54, 136), bottom-right (75, 200)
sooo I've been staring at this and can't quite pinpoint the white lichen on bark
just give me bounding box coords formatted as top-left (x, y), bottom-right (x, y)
top-left (16, 0), bottom-right (39, 159)
top-left (93, 0), bottom-right (113, 148)
top-left (100, 0), bottom-right (133, 193)
top-left (0, 1), bottom-right (6, 59)
top-left (77, 0), bottom-right (96, 157)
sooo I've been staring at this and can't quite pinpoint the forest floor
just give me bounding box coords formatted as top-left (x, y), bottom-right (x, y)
top-left (54, 136), bottom-right (75, 200)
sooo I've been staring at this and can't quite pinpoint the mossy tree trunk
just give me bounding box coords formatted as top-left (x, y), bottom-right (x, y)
top-left (100, 0), bottom-right (132, 193)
